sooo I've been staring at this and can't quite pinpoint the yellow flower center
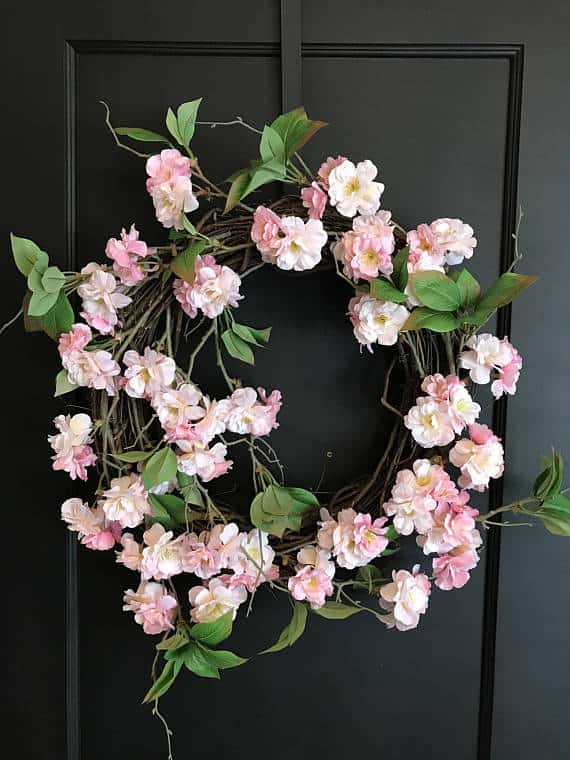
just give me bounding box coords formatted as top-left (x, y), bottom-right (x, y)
top-left (345, 178), bottom-right (360, 195)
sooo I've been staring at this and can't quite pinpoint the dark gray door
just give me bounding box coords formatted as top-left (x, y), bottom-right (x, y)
top-left (3, 2), bottom-right (568, 759)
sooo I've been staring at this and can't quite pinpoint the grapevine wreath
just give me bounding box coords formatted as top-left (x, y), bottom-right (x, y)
top-left (7, 100), bottom-right (569, 736)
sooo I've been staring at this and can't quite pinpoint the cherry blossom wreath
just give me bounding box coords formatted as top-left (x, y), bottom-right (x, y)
top-left (6, 99), bottom-right (569, 749)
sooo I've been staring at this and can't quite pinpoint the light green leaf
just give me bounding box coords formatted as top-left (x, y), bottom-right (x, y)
top-left (259, 125), bottom-right (285, 163)
top-left (285, 487), bottom-right (319, 509)
top-left (54, 369), bottom-right (77, 397)
top-left (261, 484), bottom-right (296, 516)
top-left (533, 451), bottom-right (564, 500)
top-left (115, 126), bottom-right (171, 144)
top-left (170, 240), bottom-right (208, 283)
top-left (27, 265), bottom-right (47, 293)
top-left (221, 329), bottom-right (255, 365)
top-left (313, 601), bottom-right (362, 620)
top-left (40, 292), bottom-right (75, 340)
top-left (28, 289), bottom-right (59, 317)
top-left (10, 234), bottom-right (48, 277)
top-left (176, 98), bottom-right (202, 147)
top-left (402, 307), bottom-right (459, 333)
top-left (143, 447), bottom-right (178, 490)
top-left (156, 630), bottom-right (189, 652)
top-left (270, 107), bottom-right (327, 158)
top-left (465, 272), bottom-right (537, 326)
top-left (148, 494), bottom-right (187, 529)
top-left (112, 450), bottom-right (153, 463)
top-left (224, 170), bottom-right (251, 213)
top-left (41, 266), bottom-right (66, 294)
top-left (182, 216), bottom-right (197, 235)
top-left (232, 323), bottom-right (272, 346)
top-left (262, 602), bottom-right (307, 654)
top-left (242, 158), bottom-right (287, 197)
top-left (166, 107), bottom-right (183, 144)
top-left (190, 612), bottom-right (233, 646)
top-left (142, 659), bottom-right (182, 703)
top-left (454, 268), bottom-right (480, 309)
top-left (177, 472), bottom-right (205, 507)
top-left (407, 271), bottom-right (461, 311)
top-left (183, 643), bottom-right (220, 679)
top-left (198, 646), bottom-right (248, 670)
top-left (250, 492), bottom-right (288, 537)
top-left (369, 278), bottom-right (408, 304)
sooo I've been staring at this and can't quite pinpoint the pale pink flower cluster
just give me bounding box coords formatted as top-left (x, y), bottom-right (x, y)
top-left (348, 294), bottom-right (409, 351)
top-left (221, 387), bottom-right (282, 437)
top-left (61, 497), bottom-right (121, 551)
top-left (251, 206), bottom-right (327, 271)
top-left (100, 473), bottom-right (151, 529)
top-left (173, 254), bottom-right (243, 319)
top-left (327, 159), bottom-right (384, 218)
top-left (140, 523), bottom-right (182, 581)
top-left (49, 413), bottom-right (97, 481)
top-left (379, 565), bottom-right (431, 631)
top-left (58, 324), bottom-right (120, 396)
top-left (460, 334), bottom-right (522, 398)
top-left (317, 507), bottom-right (389, 570)
top-left (146, 148), bottom-right (199, 230)
top-left (334, 211), bottom-right (395, 281)
top-left (449, 423), bottom-right (504, 492)
top-left (189, 577), bottom-right (248, 623)
top-left (404, 374), bottom-right (480, 448)
top-left (116, 533), bottom-right (143, 571)
top-left (407, 217), bottom-right (477, 272)
top-left (122, 347), bottom-right (176, 400)
top-left (317, 156), bottom-right (347, 190)
top-left (123, 581), bottom-right (177, 634)
top-left (288, 545), bottom-right (335, 609)
top-left (383, 459), bottom-right (453, 535)
top-left (301, 181), bottom-right (328, 220)
top-left (77, 263), bottom-right (131, 336)
top-left (105, 224), bottom-right (150, 285)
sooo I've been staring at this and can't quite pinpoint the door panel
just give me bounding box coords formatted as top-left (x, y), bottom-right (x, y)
top-left (3, 2), bottom-right (569, 759)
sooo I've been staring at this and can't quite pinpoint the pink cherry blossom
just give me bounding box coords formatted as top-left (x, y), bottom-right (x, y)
top-left (421, 373), bottom-right (461, 402)
top-left (116, 533), bottom-right (143, 571)
top-left (61, 499), bottom-right (120, 551)
top-left (327, 159), bottom-right (384, 218)
top-left (288, 566), bottom-right (333, 609)
top-left (433, 546), bottom-right (480, 590)
top-left (152, 383), bottom-right (204, 432)
top-left (123, 581), bottom-right (177, 634)
top-left (301, 182), bottom-right (327, 220)
top-left (60, 336), bottom-right (121, 396)
top-left (317, 155), bottom-right (347, 190)
top-left (324, 507), bottom-right (389, 569)
top-left (173, 255), bottom-right (243, 319)
top-left (383, 459), bottom-right (445, 535)
top-left (58, 323), bottom-right (92, 357)
top-left (105, 224), bottom-right (150, 285)
top-left (172, 278), bottom-right (198, 318)
top-left (176, 440), bottom-right (232, 482)
top-left (122, 347), bottom-right (176, 399)
top-left (49, 413), bottom-right (97, 481)
top-left (459, 333), bottom-right (514, 385)
top-left (430, 218), bottom-right (477, 266)
top-left (222, 528), bottom-right (278, 591)
top-left (223, 387), bottom-right (282, 437)
top-left (100, 473), bottom-right (151, 529)
top-left (334, 211), bottom-right (395, 281)
top-left (449, 424), bottom-right (504, 491)
top-left (146, 149), bottom-right (198, 230)
top-left (379, 565), bottom-right (431, 631)
top-left (188, 576), bottom-right (247, 623)
top-left (349, 294), bottom-right (409, 351)
top-left (250, 205), bottom-right (282, 259)
top-left (491, 339), bottom-right (522, 399)
top-left (78, 263), bottom-right (131, 336)
top-left (274, 216), bottom-right (327, 271)
top-left (406, 224), bottom-right (446, 273)
top-left (179, 530), bottom-right (222, 579)
top-left (417, 496), bottom-right (481, 555)
top-left (52, 443), bottom-right (97, 481)
top-left (141, 523), bottom-right (182, 581)
top-left (404, 397), bottom-right (455, 448)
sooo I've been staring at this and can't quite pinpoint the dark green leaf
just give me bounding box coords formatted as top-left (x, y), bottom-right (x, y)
top-left (454, 268), bottom-right (481, 309)
top-left (262, 602), bottom-right (307, 654)
top-left (369, 278), bottom-right (408, 304)
top-left (232, 323), bottom-right (272, 346)
top-left (115, 126), bottom-right (171, 144)
top-left (183, 643), bottom-right (220, 679)
top-left (391, 245), bottom-right (410, 290)
top-left (241, 158), bottom-right (287, 197)
top-left (142, 659), bottom-right (182, 703)
top-left (40, 291), bottom-right (74, 339)
top-left (148, 493), bottom-right (187, 529)
top-left (54, 369), bottom-right (77, 398)
top-left (221, 329), bottom-right (255, 365)
top-left (466, 272), bottom-right (537, 325)
top-left (41, 265), bottom-right (65, 294)
top-left (533, 452), bottom-right (564, 500)
top-left (313, 601), bottom-right (362, 620)
top-left (224, 170), bottom-right (251, 213)
top-left (143, 447), bottom-right (178, 489)
top-left (170, 240), bottom-right (208, 283)
top-left (402, 307), bottom-right (459, 333)
top-left (285, 487), bottom-right (320, 509)
top-left (10, 234), bottom-right (48, 277)
top-left (355, 564), bottom-right (383, 592)
top-left (270, 107), bottom-right (327, 158)
top-left (407, 271), bottom-right (461, 311)
top-left (190, 612), bottom-right (233, 646)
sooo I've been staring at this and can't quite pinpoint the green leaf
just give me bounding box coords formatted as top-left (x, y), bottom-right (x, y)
top-left (466, 272), bottom-right (537, 325)
top-left (402, 307), bottom-right (459, 333)
top-left (142, 659), bottom-right (182, 703)
top-left (41, 266), bottom-right (66, 294)
top-left (10, 234), bottom-right (48, 277)
top-left (170, 240), bottom-right (208, 283)
top-left (166, 107), bottom-right (183, 144)
top-left (190, 612), bottom-right (233, 646)
top-left (391, 245), bottom-right (410, 290)
top-left (27, 264), bottom-right (47, 293)
top-left (182, 643), bottom-right (220, 679)
top-left (115, 126), bottom-right (171, 144)
top-left (112, 450), bottom-right (153, 463)
top-left (40, 291), bottom-right (75, 339)
top-left (259, 124), bottom-right (285, 163)
top-left (176, 98), bottom-right (202, 147)
top-left (156, 630), bottom-right (189, 652)
top-left (198, 646), bottom-right (248, 670)
top-left (232, 323), bottom-right (272, 346)
top-left (407, 271), bottom-right (461, 311)
top-left (224, 170), bottom-right (250, 213)
top-left (177, 472), bottom-right (205, 507)
top-left (533, 452), bottom-right (564, 500)
top-left (22, 292), bottom-right (44, 333)
top-left (261, 484), bottom-right (296, 516)
top-left (221, 329), bottom-right (255, 365)
top-left (250, 485), bottom-right (316, 538)
top-left (28, 289), bottom-right (59, 317)
top-left (369, 278), bottom-right (408, 304)
top-left (285, 487), bottom-right (319, 509)
top-left (148, 494), bottom-right (187, 529)
top-left (182, 216), bottom-right (197, 235)
top-left (262, 602), bottom-right (307, 654)
top-left (54, 369), bottom-right (77, 397)
top-left (143, 447), bottom-right (178, 489)
top-left (354, 564), bottom-right (383, 592)
top-left (270, 107), bottom-right (327, 158)
top-left (454, 268), bottom-right (481, 309)
top-left (250, 492), bottom-right (289, 537)
top-left (313, 601), bottom-right (362, 620)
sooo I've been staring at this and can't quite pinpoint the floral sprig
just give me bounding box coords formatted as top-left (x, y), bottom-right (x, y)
top-left (6, 99), bottom-right (569, 740)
